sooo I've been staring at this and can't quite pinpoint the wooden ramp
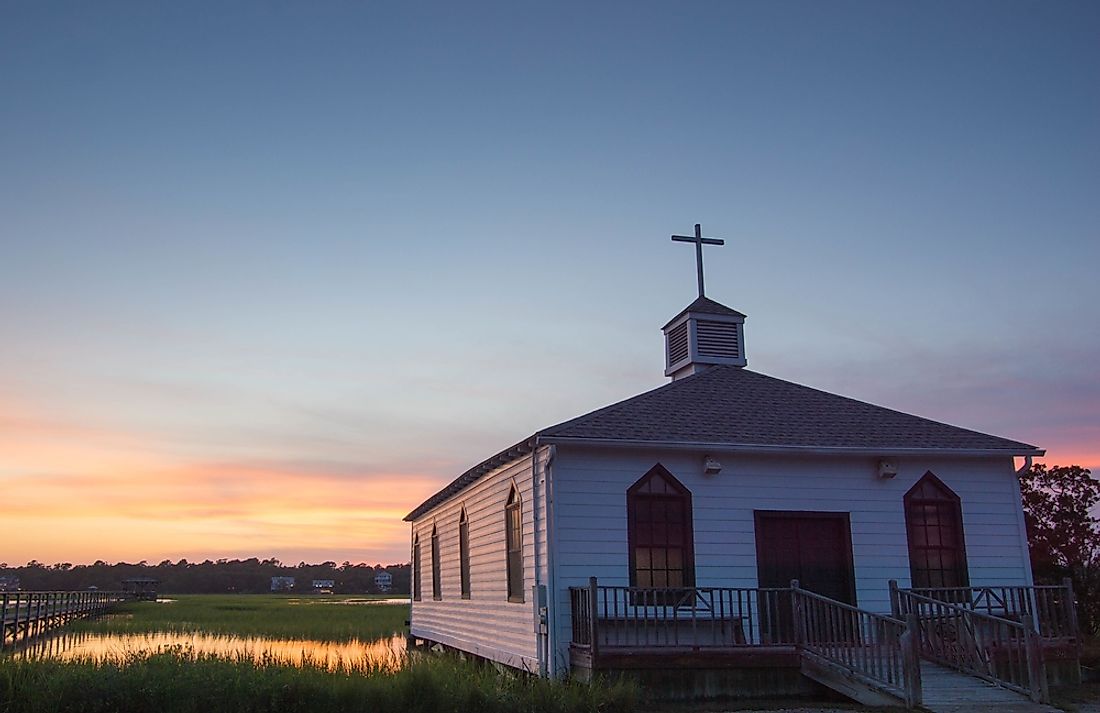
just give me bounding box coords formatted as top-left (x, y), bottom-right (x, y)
top-left (917, 661), bottom-right (1060, 713)
top-left (803, 657), bottom-right (1060, 712)
top-left (790, 585), bottom-right (1064, 710)
top-left (799, 652), bottom-right (910, 707)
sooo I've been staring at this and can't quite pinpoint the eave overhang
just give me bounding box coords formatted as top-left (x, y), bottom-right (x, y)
top-left (539, 435), bottom-right (1045, 458)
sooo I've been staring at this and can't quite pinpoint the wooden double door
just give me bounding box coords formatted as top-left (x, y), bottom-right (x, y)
top-left (755, 511), bottom-right (857, 604)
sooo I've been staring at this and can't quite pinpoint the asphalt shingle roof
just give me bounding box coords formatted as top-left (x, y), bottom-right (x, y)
top-left (405, 365), bottom-right (1040, 520)
top-left (540, 365), bottom-right (1040, 451)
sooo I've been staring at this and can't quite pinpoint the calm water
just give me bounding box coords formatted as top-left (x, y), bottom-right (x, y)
top-left (17, 630), bottom-right (408, 671)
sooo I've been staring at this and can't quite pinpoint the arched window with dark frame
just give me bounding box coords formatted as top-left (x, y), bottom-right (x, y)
top-left (459, 507), bottom-right (471, 599)
top-left (905, 472), bottom-right (969, 589)
top-left (430, 524), bottom-right (442, 600)
top-left (628, 464), bottom-right (695, 590)
top-left (412, 534), bottom-right (422, 602)
top-left (505, 486), bottom-right (524, 602)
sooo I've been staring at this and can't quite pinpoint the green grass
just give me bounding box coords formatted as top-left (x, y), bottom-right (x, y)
top-left (0, 650), bottom-right (637, 713)
top-left (71, 595), bottom-right (407, 642)
top-left (5, 594), bottom-right (638, 712)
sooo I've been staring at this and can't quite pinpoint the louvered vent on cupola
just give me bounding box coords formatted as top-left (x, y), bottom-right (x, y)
top-left (667, 321), bottom-right (690, 366)
top-left (696, 320), bottom-right (740, 359)
top-left (662, 297), bottom-right (747, 380)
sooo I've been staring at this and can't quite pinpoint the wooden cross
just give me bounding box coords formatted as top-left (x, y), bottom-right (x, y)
top-left (671, 223), bottom-right (725, 298)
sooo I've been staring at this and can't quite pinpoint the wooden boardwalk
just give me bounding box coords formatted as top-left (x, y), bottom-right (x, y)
top-left (919, 661), bottom-right (1061, 713)
top-left (1, 591), bottom-right (129, 650)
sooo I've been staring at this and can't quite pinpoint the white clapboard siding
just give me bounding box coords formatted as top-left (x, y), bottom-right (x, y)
top-left (548, 446), bottom-right (1032, 667)
top-left (409, 449), bottom-right (548, 671)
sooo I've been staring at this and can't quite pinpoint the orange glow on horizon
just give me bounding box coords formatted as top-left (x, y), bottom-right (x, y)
top-left (0, 401), bottom-right (439, 566)
top-left (1034, 451), bottom-right (1100, 473)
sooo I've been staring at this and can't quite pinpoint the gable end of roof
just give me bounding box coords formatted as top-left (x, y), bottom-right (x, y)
top-left (403, 437), bottom-right (536, 522)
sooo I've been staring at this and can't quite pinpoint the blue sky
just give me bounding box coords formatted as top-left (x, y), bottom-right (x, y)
top-left (1, 1), bottom-right (1097, 564)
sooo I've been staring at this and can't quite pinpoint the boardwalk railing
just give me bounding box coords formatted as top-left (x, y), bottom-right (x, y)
top-left (1, 591), bottom-right (129, 650)
top-left (893, 587), bottom-right (1049, 703)
top-left (791, 581), bottom-right (922, 708)
top-left (568, 578), bottom-right (795, 651)
top-left (893, 579), bottom-right (1078, 642)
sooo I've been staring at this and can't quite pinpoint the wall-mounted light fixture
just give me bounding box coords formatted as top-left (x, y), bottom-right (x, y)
top-left (877, 459), bottom-right (898, 479)
top-left (704, 455), bottom-right (722, 476)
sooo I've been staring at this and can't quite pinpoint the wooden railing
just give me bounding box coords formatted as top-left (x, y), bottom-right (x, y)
top-left (893, 587), bottom-right (1048, 703)
top-left (568, 578), bottom-right (795, 651)
top-left (569, 584), bottom-right (595, 649)
top-left (892, 579), bottom-right (1078, 642)
top-left (791, 581), bottom-right (921, 708)
top-left (1, 591), bottom-right (129, 650)
top-left (568, 579), bottom-right (1068, 707)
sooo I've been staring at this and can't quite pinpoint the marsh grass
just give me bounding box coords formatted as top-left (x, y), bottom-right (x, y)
top-left (7, 594), bottom-right (637, 712)
top-left (71, 594), bottom-right (407, 642)
top-left (0, 649), bottom-right (637, 713)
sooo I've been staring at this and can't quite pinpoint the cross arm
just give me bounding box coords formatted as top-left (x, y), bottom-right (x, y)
top-left (672, 235), bottom-right (725, 245)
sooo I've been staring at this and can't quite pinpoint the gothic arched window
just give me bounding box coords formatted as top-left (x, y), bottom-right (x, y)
top-left (412, 534), bottom-right (422, 602)
top-left (505, 486), bottom-right (524, 602)
top-left (431, 525), bottom-right (441, 601)
top-left (459, 507), bottom-right (471, 599)
top-left (628, 464), bottom-right (695, 589)
top-left (905, 472), bottom-right (969, 589)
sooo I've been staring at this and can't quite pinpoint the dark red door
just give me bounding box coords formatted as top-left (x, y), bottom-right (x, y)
top-left (755, 511), bottom-right (856, 604)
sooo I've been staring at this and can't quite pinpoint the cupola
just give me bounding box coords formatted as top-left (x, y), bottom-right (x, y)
top-left (665, 222), bottom-right (746, 380)
top-left (663, 296), bottom-right (747, 379)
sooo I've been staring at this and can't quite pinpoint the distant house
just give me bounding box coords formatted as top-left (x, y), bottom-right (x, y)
top-left (270, 576), bottom-right (295, 593)
top-left (373, 571), bottom-right (392, 592)
top-left (0, 575), bottom-right (19, 592)
top-left (121, 577), bottom-right (159, 601)
top-left (312, 579), bottom-right (335, 594)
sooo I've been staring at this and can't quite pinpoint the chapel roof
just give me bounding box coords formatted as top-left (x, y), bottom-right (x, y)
top-left (538, 366), bottom-right (1038, 450)
top-left (404, 365), bottom-right (1041, 521)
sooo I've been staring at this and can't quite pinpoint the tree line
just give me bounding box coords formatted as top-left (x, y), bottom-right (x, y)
top-left (0, 558), bottom-right (410, 595)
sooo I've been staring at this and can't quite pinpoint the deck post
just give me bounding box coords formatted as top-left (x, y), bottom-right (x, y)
top-left (587, 577), bottom-right (599, 663)
top-left (789, 579), bottom-right (803, 646)
top-left (14, 594), bottom-right (23, 645)
top-left (901, 612), bottom-right (922, 708)
top-left (1, 592), bottom-right (8, 651)
top-left (1062, 577), bottom-right (1080, 640)
top-left (888, 579), bottom-right (900, 618)
top-left (1022, 616), bottom-right (1048, 703)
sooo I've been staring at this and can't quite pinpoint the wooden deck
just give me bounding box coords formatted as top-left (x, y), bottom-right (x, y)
top-left (572, 643), bottom-right (799, 671)
top-left (569, 579), bottom-right (1081, 707)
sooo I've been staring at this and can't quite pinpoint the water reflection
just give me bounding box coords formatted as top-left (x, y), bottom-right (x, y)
top-left (286, 598), bottom-right (409, 606)
top-left (18, 629), bottom-right (408, 672)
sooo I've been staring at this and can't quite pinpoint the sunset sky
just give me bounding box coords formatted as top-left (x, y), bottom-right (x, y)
top-left (2, 2), bottom-right (1098, 566)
